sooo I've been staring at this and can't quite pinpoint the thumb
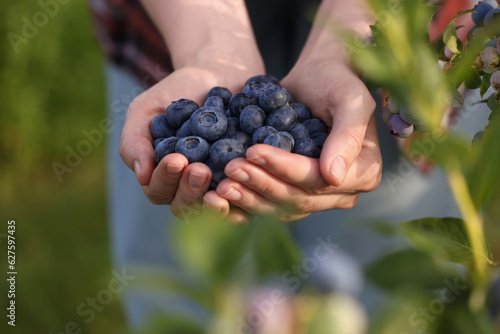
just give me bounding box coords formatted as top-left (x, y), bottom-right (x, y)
top-left (319, 99), bottom-right (375, 187)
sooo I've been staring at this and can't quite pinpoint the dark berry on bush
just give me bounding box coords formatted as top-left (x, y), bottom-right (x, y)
top-left (190, 107), bottom-right (228, 142)
top-left (473, 2), bottom-right (495, 26)
top-left (252, 126), bottom-right (278, 145)
top-left (293, 138), bottom-right (320, 158)
top-left (210, 139), bottom-right (246, 170)
top-left (228, 93), bottom-right (257, 117)
top-left (151, 114), bottom-right (177, 140)
top-left (206, 87), bottom-right (232, 107)
top-left (240, 105), bottom-right (266, 134)
top-left (265, 104), bottom-right (297, 131)
top-left (259, 84), bottom-right (288, 112)
top-left (166, 99), bottom-right (199, 127)
top-left (293, 103), bottom-right (312, 122)
top-left (388, 114), bottom-right (414, 138)
top-left (175, 136), bottom-right (210, 163)
top-left (155, 137), bottom-right (180, 164)
top-left (303, 118), bottom-right (327, 135)
top-left (289, 123), bottom-right (310, 141)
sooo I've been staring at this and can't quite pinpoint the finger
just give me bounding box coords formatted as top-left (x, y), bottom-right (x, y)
top-left (225, 159), bottom-right (360, 212)
top-left (216, 178), bottom-right (278, 216)
top-left (203, 190), bottom-right (230, 217)
top-left (319, 92), bottom-right (376, 186)
top-left (170, 163), bottom-right (212, 219)
top-left (226, 207), bottom-right (252, 225)
top-left (143, 153), bottom-right (189, 204)
top-left (244, 146), bottom-right (368, 194)
top-left (119, 97), bottom-right (165, 186)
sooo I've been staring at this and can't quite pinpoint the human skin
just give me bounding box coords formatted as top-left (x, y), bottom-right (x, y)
top-left (205, 0), bottom-right (383, 223)
top-left (120, 0), bottom-right (383, 223)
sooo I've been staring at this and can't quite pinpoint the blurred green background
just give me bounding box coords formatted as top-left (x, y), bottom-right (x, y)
top-left (0, 0), bottom-right (126, 332)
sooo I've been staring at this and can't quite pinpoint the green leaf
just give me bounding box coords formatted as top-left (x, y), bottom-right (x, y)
top-left (400, 217), bottom-right (493, 266)
top-left (468, 114), bottom-right (500, 209)
top-left (365, 249), bottom-right (459, 291)
top-left (464, 68), bottom-right (482, 90)
top-left (443, 10), bottom-right (475, 54)
top-left (370, 24), bottom-right (385, 47)
top-left (447, 85), bottom-right (465, 107)
top-left (481, 72), bottom-right (492, 97)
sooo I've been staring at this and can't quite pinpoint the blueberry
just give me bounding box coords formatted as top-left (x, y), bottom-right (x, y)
top-left (176, 120), bottom-right (193, 137)
top-left (484, 7), bottom-right (500, 29)
top-left (263, 132), bottom-right (294, 152)
top-left (210, 139), bottom-right (246, 170)
top-left (206, 87), bottom-right (232, 108)
top-left (293, 138), bottom-right (320, 158)
top-left (151, 114), bottom-right (177, 140)
top-left (228, 93), bottom-right (257, 117)
top-left (204, 96), bottom-right (225, 111)
top-left (175, 136), bottom-right (210, 163)
top-left (155, 137), bottom-right (180, 164)
top-left (473, 2), bottom-right (495, 26)
top-left (243, 82), bottom-right (272, 101)
top-left (190, 107), bottom-right (228, 142)
top-left (252, 126), bottom-right (278, 144)
top-left (265, 104), bottom-right (297, 131)
top-left (380, 106), bottom-right (393, 124)
top-left (289, 123), bottom-right (310, 141)
top-left (225, 130), bottom-right (252, 148)
top-left (293, 103), bottom-right (312, 122)
top-left (388, 114), bottom-right (414, 138)
top-left (472, 131), bottom-right (484, 146)
top-left (153, 138), bottom-right (166, 149)
top-left (303, 118), bottom-right (327, 135)
top-left (165, 99), bottom-right (199, 128)
top-left (492, 70), bottom-right (500, 91)
top-left (311, 132), bottom-right (328, 148)
top-left (206, 159), bottom-right (227, 189)
top-left (399, 105), bottom-right (424, 125)
top-left (240, 105), bottom-right (266, 134)
top-left (225, 109), bottom-right (232, 118)
top-left (245, 74), bottom-right (280, 86)
top-left (226, 117), bottom-right (241, 136)
top-left (259, 84), bottom-right (288, 112)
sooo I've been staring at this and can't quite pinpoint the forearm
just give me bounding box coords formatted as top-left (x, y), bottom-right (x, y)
top-left (296, 0), bottom-right (374, 66)
top-left (140, 0), bottom-right (264, 71)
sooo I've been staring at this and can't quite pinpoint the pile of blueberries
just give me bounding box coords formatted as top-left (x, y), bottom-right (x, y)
top-left (151, 74), bottom-right (328, 188)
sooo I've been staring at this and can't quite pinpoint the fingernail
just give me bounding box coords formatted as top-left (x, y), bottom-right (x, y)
top-left (134, 160), bottom-right (141, 177)
top-left (227, 169), bottom-right (250, 182)
top-left (248, 154), bottom-right (266, 165)
top-left (330, 156), bottom-right (347, 184)
top-left (188, 172), bottom-right (208, 189)
top-left (167, 163), bottom-right (184, 175)
top-left (221, 188), bottom-right (242, 201)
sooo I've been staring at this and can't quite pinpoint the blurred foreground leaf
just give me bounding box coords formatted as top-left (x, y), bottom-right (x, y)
top-left (365, 249), bottom-right (459, 291)
top-left (400, 217), bottom-right (493, 266)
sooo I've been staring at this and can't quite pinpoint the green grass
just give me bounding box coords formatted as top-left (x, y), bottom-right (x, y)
top-left (0, 0), bottom-right (126, 332)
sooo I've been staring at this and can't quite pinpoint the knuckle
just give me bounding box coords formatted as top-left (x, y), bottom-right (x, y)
top-left (344, 129), bottom-right (364, 154)
top-left (294, 197), bottom-right (315, 213)
top-left (360, 164), bottom-right (382, 193)
top-left (338, 195), bottom-right (359, 210)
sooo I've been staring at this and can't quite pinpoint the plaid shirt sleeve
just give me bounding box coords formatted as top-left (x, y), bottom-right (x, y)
top-left (87, 0), bottom-right (173, 88)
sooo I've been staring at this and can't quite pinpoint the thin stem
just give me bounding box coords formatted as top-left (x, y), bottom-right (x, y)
top-left (447, 168), bottom-right (489, 311)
